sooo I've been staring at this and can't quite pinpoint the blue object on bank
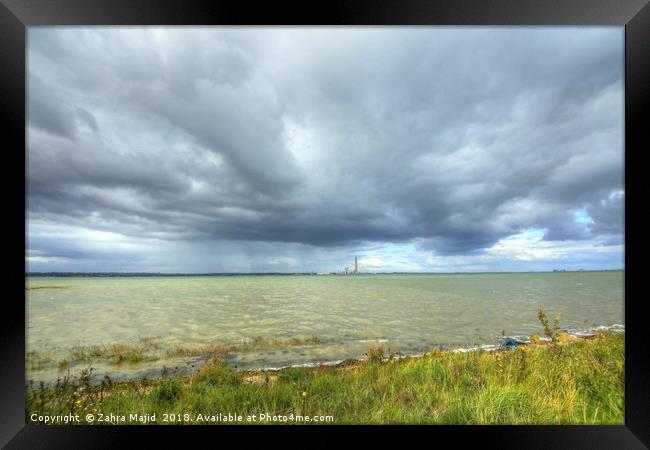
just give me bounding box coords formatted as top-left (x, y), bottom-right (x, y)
top-left (501, 338), bottom-right (519, 349)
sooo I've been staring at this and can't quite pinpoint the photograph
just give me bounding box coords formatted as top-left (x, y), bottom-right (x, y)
top-left (24, 26), bottom-right (626, 426)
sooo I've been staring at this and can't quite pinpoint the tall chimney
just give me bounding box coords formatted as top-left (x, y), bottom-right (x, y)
top-left (355, 256), bottom-right (358, 274)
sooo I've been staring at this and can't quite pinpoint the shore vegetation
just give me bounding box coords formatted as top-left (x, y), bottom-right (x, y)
top-left (26, 331), bottom-right (624, 424)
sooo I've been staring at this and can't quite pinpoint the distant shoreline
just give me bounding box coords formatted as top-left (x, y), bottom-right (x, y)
top-left (26, 269), bottom-right (624, 278)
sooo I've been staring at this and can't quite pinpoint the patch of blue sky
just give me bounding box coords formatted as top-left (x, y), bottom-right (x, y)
top-left (574, 210), bottom-right (594, 224)
top-left (500, 228), bottom-right (546, 241)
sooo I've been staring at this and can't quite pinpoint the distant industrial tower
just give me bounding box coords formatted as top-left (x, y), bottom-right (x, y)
top-left (354, 256), bottom-right (358, 274)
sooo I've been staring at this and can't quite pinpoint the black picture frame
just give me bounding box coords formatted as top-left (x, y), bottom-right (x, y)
top-left (2, 0), bottom-right (648, 448)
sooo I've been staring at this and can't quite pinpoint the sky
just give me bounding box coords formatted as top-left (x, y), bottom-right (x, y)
top-left (26, 27), bottom-right (624, 273)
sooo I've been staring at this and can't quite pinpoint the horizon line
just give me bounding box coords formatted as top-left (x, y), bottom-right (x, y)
top-left (26, 268), bottom-right (625, 277)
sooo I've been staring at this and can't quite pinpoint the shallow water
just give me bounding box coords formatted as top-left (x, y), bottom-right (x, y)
top-left (26, 271), bottom-right (624, 382)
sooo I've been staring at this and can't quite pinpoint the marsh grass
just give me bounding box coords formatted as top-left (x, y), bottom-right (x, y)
top-left (232, 335), bottom-right (322, 352)
top-left (26, 350), bottom-right (53, 371)
top-left (29, 335), bottom-right (326, 371)
top-left (25, 285), bottom-right (69, 290)
top-left (166, 344), bottom-right (229, 359)
top-left (26, 332), bottom-right (624, 425)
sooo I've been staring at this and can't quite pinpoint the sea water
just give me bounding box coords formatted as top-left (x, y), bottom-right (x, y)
top-left (26, 271), bottom-right (624, 383)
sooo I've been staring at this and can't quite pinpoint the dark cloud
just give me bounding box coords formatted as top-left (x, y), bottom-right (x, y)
top-left (28, 75), bottom-right (77, 139)
top-left (26, 27), bottom-right (624, 268)
top-left (587, 191), bottom-right (625, 236)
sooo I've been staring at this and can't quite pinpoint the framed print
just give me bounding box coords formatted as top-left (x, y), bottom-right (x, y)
top-left (1, 0), bottom-right (648, 448)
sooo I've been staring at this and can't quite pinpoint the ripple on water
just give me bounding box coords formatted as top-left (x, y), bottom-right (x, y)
top-left (26, 273), bottom-right (624, 383)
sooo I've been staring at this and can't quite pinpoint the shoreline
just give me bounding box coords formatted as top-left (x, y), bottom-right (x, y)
top-left (26, 324), bottom-right (625, 387)
top-left (26, 331), bottom-right (625, 425)
top-left (215, 325), bottom-right (626, 381)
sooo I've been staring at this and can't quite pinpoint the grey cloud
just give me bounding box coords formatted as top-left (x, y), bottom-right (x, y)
top-left (28, 75), bottom-right (77, 139)
top-left (27, 27), bottom-right (624, 263)
top-left (587, 191), bottom-right (624, 237)
top-left (74, 107), bottom-right (99, 134)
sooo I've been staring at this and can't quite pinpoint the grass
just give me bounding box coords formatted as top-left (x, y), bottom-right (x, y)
top-left (26, 331), bottom-right (624, 425)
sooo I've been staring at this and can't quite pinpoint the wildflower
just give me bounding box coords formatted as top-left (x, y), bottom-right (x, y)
top-left (302, 391), bottom-right (309, 398)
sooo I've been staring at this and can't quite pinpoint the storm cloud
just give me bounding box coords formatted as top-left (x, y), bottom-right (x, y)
top-left (26, 27), bottom-right (624, 272)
